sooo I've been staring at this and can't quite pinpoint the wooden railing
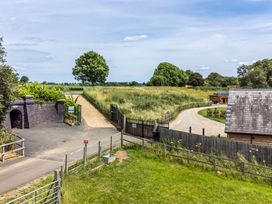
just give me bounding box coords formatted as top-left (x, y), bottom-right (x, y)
top-left (0, 135), bottom-right (25, 163)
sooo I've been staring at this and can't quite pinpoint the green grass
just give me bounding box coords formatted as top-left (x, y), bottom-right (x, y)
top-left (83, 86), bottom-right (214, 121)
top-left (62, 149), bottom-right (272, 204)
top-left (198, 107), bottom-right (227, 124)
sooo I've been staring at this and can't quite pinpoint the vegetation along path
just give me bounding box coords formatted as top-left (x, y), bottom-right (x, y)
top-left (170, 104), bottom-right (227, 137)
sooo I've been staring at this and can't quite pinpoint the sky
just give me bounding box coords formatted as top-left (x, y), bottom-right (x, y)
top-left (1, 0), bottom-right (272, 83)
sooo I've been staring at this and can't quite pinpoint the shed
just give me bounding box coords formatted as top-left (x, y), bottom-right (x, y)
top-left (209, 92), bottom-right (229, 104)
top-left (225, 89), bottom-right (272, 145)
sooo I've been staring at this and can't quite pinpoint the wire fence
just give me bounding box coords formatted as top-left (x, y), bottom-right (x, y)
top-left (122, 134), bottom-right (272, 183)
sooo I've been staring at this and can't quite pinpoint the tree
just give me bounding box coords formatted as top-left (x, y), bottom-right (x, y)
top-left (72, 51), bottom-right (109, 85)
top-left (206, 72), bottom-right (224, 87)
top-left (148, 62), bottom-right (188, 87)
top-left (0, 65), bottom-right (18, 125)
top-left (237, 59), bottom-right (272, 88)
top-left (0, 37), bottom-right (6, 65)
top-left (20, 75), bottom-right (29, 83)
top-left (188, 72), bottom-right (204, 86)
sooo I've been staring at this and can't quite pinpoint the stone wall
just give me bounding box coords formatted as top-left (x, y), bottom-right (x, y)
top-left (3, 96), bottom-right (65, 129)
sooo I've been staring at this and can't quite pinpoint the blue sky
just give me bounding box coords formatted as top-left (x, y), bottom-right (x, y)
top-left (1, 0), bottom-right (272, 83)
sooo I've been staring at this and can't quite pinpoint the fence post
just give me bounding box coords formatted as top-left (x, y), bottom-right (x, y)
top-left (83, 143), bottom-right (87, 168)
top-left (142, 121), bottom-right (144, 138)
top-left (2, 146), bottom-right (5, 163)
top-left (241, 162), bottom-right (245, 175)
top-left (186, 150), bottom-right (190, 164)
top-left (22, 139), bottom-right (25, 157)
top-left (110, 136), bottom-right (113, 153)
top-left (60, 165), bottom-right (64, 185)
top-left (189, 126), bottom-right (192, 134)
top-left (33, 191), bottom-right (37, 204)
top-left (123, 116), bottom-right (126, 133)
top-left (218, 134), bottom-right (221, 139)
top-left (54, 170), bottom-right (61, 204)
top-left (64, 154), bottom-right (68, 174)
top-left (98, 141), bottom-right (101, 159)
top-left (213, 157), bottom-right (216, 172)
top-left (142, 138), bottom-right (145, 148)
top-left (121, 130), bottom-right (124, 148)
top-left (202, 128), bottom-right (205, 136)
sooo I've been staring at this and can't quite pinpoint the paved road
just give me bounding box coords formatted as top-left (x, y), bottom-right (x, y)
top-left (0, 96), bottom-right (119, 195)
top-left (170, 105), bottom-right (227, 137)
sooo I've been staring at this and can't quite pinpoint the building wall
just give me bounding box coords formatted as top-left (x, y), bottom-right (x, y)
top-left (3, 97), bottom-right (65, 129)
top-left (228, 133), bottom-right (272, 146)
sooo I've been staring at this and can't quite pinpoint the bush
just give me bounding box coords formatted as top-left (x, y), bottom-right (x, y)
top-left (19, 82), bottom-right (65, 103)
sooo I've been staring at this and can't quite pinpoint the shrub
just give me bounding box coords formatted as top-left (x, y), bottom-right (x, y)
top-left (19, 82), bottom-right (65, 103)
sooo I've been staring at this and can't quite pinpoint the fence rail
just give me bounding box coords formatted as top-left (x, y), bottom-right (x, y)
top-left (122, 134), bottom-right (272, 182)
top-left (0, 135), bottom-right (25, 163)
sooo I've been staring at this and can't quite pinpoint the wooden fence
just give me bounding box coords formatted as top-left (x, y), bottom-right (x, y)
top-left (159, 127), bottom-right (272, 167)
top-left (122, 134), bottom-right (272, 182)
top-left (0, 135), bottom-right (25, 163)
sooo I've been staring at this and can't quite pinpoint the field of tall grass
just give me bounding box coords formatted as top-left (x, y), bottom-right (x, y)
top-left (83, 87), bottom-right (214, 121)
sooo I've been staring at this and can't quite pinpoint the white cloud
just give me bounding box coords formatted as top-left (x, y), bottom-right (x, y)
top-left (123, 34), bottom-right (148, 42)
top-left (225, 58), bottom-right (238, 63)
top-left (198, 65), bottom-right (210, 70)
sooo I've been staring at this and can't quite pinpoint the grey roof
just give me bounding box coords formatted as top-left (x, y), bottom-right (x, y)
top-left (225, 89), bottom-right (272, 135)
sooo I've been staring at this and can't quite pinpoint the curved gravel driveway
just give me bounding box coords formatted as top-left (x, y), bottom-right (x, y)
top-left (170, 105), bottom-right (227, 137)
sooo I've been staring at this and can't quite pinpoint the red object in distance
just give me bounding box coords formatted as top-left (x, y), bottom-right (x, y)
top-left (83, 140), bottom-right (89, 145)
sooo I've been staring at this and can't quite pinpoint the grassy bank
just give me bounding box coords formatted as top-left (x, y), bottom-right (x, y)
top-left (198, 107), bottom-right (227, 124)
top-left (83, 86), bottom-right (213, 121)
top-left (62, 149), bottom-right (272, 204)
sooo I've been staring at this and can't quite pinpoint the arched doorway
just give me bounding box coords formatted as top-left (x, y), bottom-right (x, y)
top-left (10, 109), bottom-right (23, 129)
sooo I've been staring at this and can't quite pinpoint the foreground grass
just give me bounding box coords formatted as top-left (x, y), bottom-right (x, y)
top-left (62, 149), bottom-right (272, 204)
top-left (198, 107), bottom-right (227, 124)
top-left (83, 86), bottom-right (213, 121)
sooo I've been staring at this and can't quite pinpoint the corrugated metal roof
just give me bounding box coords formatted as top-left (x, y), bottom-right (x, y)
top-left (225, 89), bottom-right (272, 135)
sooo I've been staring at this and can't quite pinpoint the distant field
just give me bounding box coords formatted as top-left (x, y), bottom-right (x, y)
top-left (83, 87), bottom-right (213, 121)
top-left (62, 149), bottom-right (272, 204)
top-left (198, 107), bottom-right (227, 124)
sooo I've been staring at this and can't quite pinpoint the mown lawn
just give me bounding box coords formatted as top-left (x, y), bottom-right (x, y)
top-left (83, 86), bottom-right (214, 121)
top-left (62, 149), bottom-right (272, 204)
top-left (198, 107), bottom-right (227, 124)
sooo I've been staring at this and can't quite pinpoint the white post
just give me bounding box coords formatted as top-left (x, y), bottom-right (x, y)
top-left (123, 116), bottom-right (126, 133)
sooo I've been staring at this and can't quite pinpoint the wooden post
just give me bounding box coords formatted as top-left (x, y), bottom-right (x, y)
top-left (142, 121), bottom-right (144, 138)
top-left (2, 146), bottom-right (5, 163)
top-left (121, 130), bottom-right (124, 148)
top-left (202, 128), bottom-right (205, 136)
top-left (33, 191), bottom-right (37, 204)
top-left (64, 154), bottom-right (68, 174)
top-left (98, 141), bottom-right (101, 159)
top-left (163, 143), bottom-right (166, 158)
top-left (142, 138), bottom-right (145, 148)
top-left (213, 157), bottom-right (216, 172)
top-left (218, 134), bottom-right (221, 139)
top-left (189, 126), bottom-right (192, 134)
top-left (60, 165), bottom-right (64, 184)
top-left (83, 143), bottom-right (87, 168)
top-left (123, 116), bottom-right (126, 133)
top-left (186, 150), bottom-right (190, 164)
top-left (241, 162), bottom-right (245, 175)
top-left (110, 136), bottom-right (113, 152)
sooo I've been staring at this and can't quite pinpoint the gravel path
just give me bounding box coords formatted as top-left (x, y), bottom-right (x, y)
top-left (170, 105), bottom-right (227, 137)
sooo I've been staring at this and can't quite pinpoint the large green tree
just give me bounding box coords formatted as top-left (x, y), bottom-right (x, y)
top-left (0, 38), bottom-right (19, 125)
top-left (72, 51), bottom-right (109, 85)
top-left (0, 66), bottom-right (19, 125)
top-left (206, 72), bottom-right (224, 87)
top-left (237, 59), bottom-right (272, 88)
top-left (148, 62), bottom-right (188, 87)
top-left (20, 75), bottom-right (29, 83)
top-left (188, 72), bottom-right (204, 87)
